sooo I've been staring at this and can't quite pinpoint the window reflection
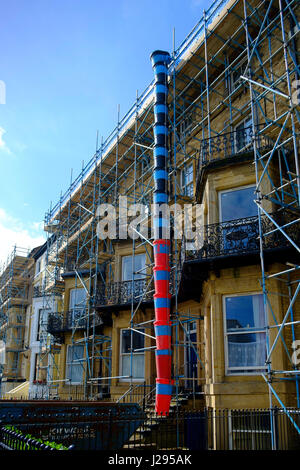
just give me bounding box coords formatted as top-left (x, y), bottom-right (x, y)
top-left (220, 186), bottom-right (256, 222)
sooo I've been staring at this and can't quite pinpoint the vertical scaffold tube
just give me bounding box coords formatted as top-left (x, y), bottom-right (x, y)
top-left (150, 50), bottom-right (173, 415)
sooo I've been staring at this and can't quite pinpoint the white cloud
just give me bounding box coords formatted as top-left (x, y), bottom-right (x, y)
top-left (0, 127), bottom-right (12, 155)
top-left (0, 208), bottom-right (46, 267)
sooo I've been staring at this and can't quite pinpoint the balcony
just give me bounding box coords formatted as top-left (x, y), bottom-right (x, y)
top-left (177, 210), bottom-right (300, 302)
top-left (47, 309), bottom-right (103, 334)
top-left (196, 126), bottom-right (273, 198)
top-left (182, 211), bottom-right (299, 266)
top-left (95, 272), bottom-right (181, 309)
top-left (95, 278), bottom-right (154, 308)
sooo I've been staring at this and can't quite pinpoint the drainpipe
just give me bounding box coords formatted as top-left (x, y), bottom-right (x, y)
top-left (150, 50), bottom-right (173, 415)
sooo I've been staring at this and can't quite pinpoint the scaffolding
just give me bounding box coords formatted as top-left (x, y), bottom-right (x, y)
top-left (39, 0), bottom-right (299, 444)
top-left (0, 246), bottom-right (33, 397)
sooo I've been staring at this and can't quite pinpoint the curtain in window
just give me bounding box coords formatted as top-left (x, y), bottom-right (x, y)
top-left (228, 333), bottom-right (266, 368)
top-left (252, 294), bottom-right (265, 328)
top-left (227, 294), bottom-right (266, 371)
top-left (122, 355), bottom-right (145, 379)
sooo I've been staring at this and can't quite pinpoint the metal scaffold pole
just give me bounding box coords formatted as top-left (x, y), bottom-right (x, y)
top-left (242, 0), bottom-right (300, 446)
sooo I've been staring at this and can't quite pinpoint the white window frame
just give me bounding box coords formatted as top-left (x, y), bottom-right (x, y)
top-left (181, 163), bottom-right (194, 197)
top-left (218, 184), bottom-right (256, 223)
top-left (223, 292), bottom-right (267, 376)
top-left (119, 328), bottom-right (145, 382)
top-left (66, 344), bottom-right (84, 385)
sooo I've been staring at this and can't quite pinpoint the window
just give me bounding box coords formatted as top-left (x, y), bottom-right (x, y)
top-left (235, 116), bottom-right (252, 152)
top-left (230, 61), bottom-right (247, 93)
top-left (37, 309), bottom-right (49, 341)
top-left (178, 111), bottom-right (194, 139)
top-left (229, 411), bottom-right (272, 450)
top-left (288, 23), bottom-right (299, 40)
top-left (224, 294), bottom-right (266, 375)
top-left (69, 288), bottom-right (87, 325)
top-left (16, 328), bottom-right (23, 345)
top-left (219, 185), bottom-right (256, 222)
top-left (35, 260), bottom-right (41, 276)
top-left (122, 254), bottom-right (146, 281)
top-left (120, 329), bottom-right (145, 380)
top-left (0, 340), bottom-right (5, 365)
top-left (185, 321), bottom-right (198, 389)
top-left (66, 345), bottom-right (84, 384)
top-left (219, 186), bottom-right (258, 253)
top-left (181, 163), bottom-right (194, 197)
top-left (11, 352), bottom-right (19, 372)
top-left (121, 254), bottom-right (146, 303)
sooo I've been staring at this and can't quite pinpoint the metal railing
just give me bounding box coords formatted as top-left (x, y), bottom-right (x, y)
top-left (95, 272), bottom-right (181, 308)
top-left (183, 211), bottom-right (299, 263)
top-left (1, 408), bottom-right (300, 450)
top-left (117, 376), bottom-right (156, 411)
top-left (95, 278), bottom-right (154, 307)
top-left (197, 125), bottom-right (273, 170)
top-left (47, 309), bottom-right (103, 334)
top-left (0, 426), bottom-right (74, 450)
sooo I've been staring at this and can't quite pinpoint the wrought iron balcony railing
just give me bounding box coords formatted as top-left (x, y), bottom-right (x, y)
top-left (197, 125), bottom-right (273, 169)
top-left (95, 278), bottom-right (154, 307)
top-left (47, 309), bottom-right (102, 334)
top-left (183, 211), bottom-right (299, 263)
top-left (95, 272), bottom-right (181, 308)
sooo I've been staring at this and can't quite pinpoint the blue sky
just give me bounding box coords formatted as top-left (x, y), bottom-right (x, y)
top-left (0, 0), bottom-right (210, 263)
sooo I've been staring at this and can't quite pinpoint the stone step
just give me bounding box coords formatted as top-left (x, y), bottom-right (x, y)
top-left (135, 427), bottom-right (153, 435)
top-left (124, 442), bottom-right (157, 450)
top-left (144, 420), bottom-right (160, 428)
